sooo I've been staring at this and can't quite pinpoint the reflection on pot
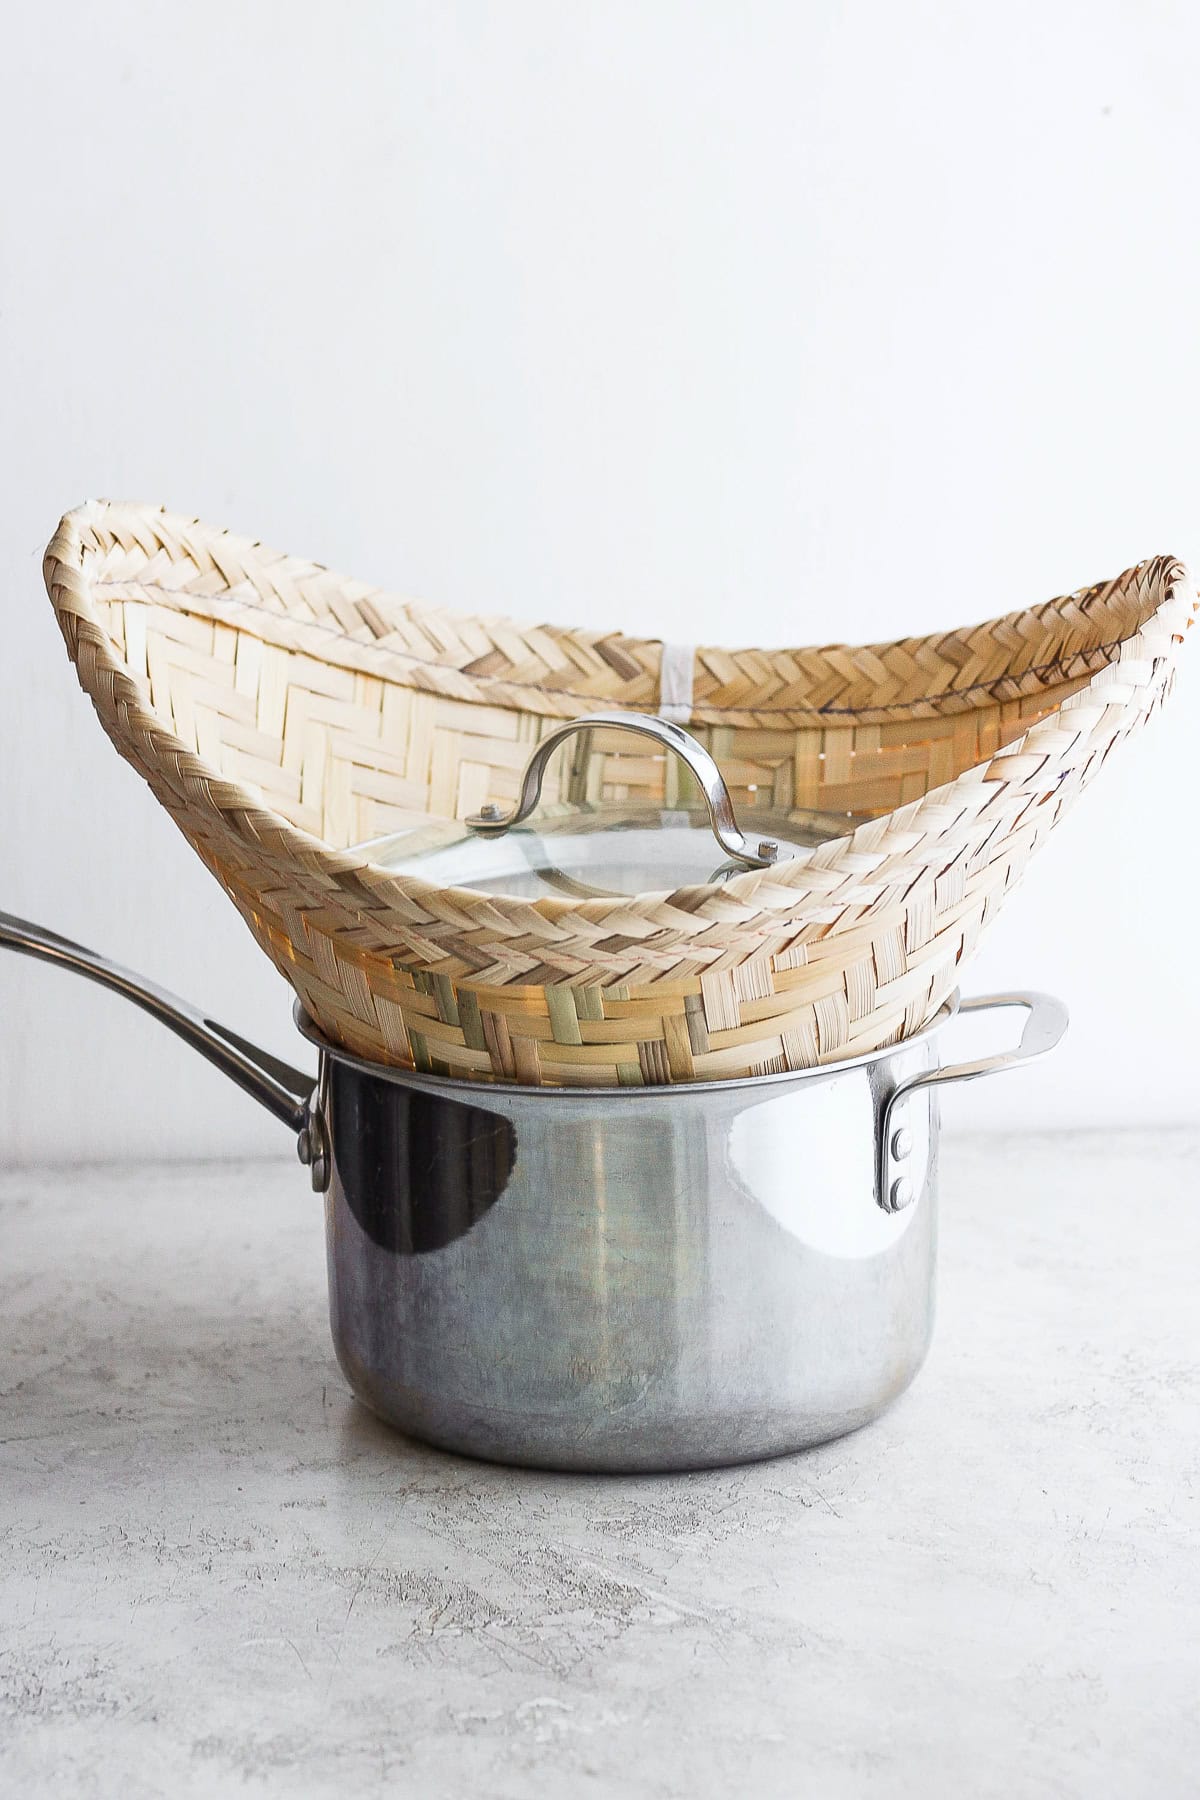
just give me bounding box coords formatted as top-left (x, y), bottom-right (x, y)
top-left (327, 1061), bottom-right (516, 1254)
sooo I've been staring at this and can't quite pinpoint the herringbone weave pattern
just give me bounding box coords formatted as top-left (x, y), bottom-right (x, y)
top-left (44, 501), bottom-right (1194, 1084)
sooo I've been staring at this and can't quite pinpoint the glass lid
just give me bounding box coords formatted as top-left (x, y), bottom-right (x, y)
top-left (347, 709), bottom-right (859, 903)
top-left (352, 802), bottom-right (855, 902)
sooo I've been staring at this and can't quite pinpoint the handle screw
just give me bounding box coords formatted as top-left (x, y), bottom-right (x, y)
top-left (757, 839), bottom-right (779, 862)
top-left (479, 802), bottom-right (501, 821)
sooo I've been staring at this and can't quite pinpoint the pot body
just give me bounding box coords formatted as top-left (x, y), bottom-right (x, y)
top-left (0, 914), bottom-right (1066, 1473)
top-left (319, 1032), bottom-right (943, 1472)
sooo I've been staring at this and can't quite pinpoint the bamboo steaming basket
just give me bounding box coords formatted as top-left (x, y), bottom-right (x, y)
top-left (44, 501), bottom-right (1194, 1087)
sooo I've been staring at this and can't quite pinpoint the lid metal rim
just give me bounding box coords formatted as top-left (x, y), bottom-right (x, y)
top-left (294, 992), bottom-right (961, 1100)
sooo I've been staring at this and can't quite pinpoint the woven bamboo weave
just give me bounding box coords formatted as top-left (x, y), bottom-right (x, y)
top-left (44, 500), bottom-right (1194, 1085)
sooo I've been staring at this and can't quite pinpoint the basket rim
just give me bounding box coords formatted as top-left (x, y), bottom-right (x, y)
top-left (43, 498), bottom-right (1196, 943)
top-left (48, 497), bottom-right (1178, 727)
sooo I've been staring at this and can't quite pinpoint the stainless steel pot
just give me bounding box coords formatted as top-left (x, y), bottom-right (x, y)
top-left (0, 911), bottom-right (1066, 1472)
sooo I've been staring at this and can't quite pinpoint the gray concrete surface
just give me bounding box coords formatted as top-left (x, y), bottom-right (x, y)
top-left (1, 1131), bottom-right (1196, 1799)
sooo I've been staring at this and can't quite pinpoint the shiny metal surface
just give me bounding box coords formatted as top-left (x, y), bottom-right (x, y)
top-left (317, 1031), bottom-right (942, 1470)
top-left (1, 909), bottom-right (1068, 1471)
top-left (463, 709), bottom-right (782, 869)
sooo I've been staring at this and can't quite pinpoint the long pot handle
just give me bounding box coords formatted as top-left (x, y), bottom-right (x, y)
top-left (879, 991), bottom-right (1068, 1212)
top-left (0, 910), bottom-right (317, 1147)
top-left (463, 710), bottom-right (781, 870)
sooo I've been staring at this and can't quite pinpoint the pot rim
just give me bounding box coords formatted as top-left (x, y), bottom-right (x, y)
top-left (295, 992), bottom-right (961, 1101)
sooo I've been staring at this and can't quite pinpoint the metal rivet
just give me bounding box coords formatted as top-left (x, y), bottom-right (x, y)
top-left (891, 1126), bottom-right (913, 1161)
top-left (299, 1106), bottom-right (330, 1193)
top-left (757, 839), bottom-right (779, 862)
top-left (890, 1176), bottom-right (914, 1212)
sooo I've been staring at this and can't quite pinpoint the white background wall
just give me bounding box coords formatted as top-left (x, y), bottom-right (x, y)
top-left (2, 1), bottom-right (1199, 1162)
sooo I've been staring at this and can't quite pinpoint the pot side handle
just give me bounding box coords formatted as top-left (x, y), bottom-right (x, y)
top-left (0, 910), bottom-right (317, 1145)
top-left (879, 991), bottom-right (1069, 1213)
